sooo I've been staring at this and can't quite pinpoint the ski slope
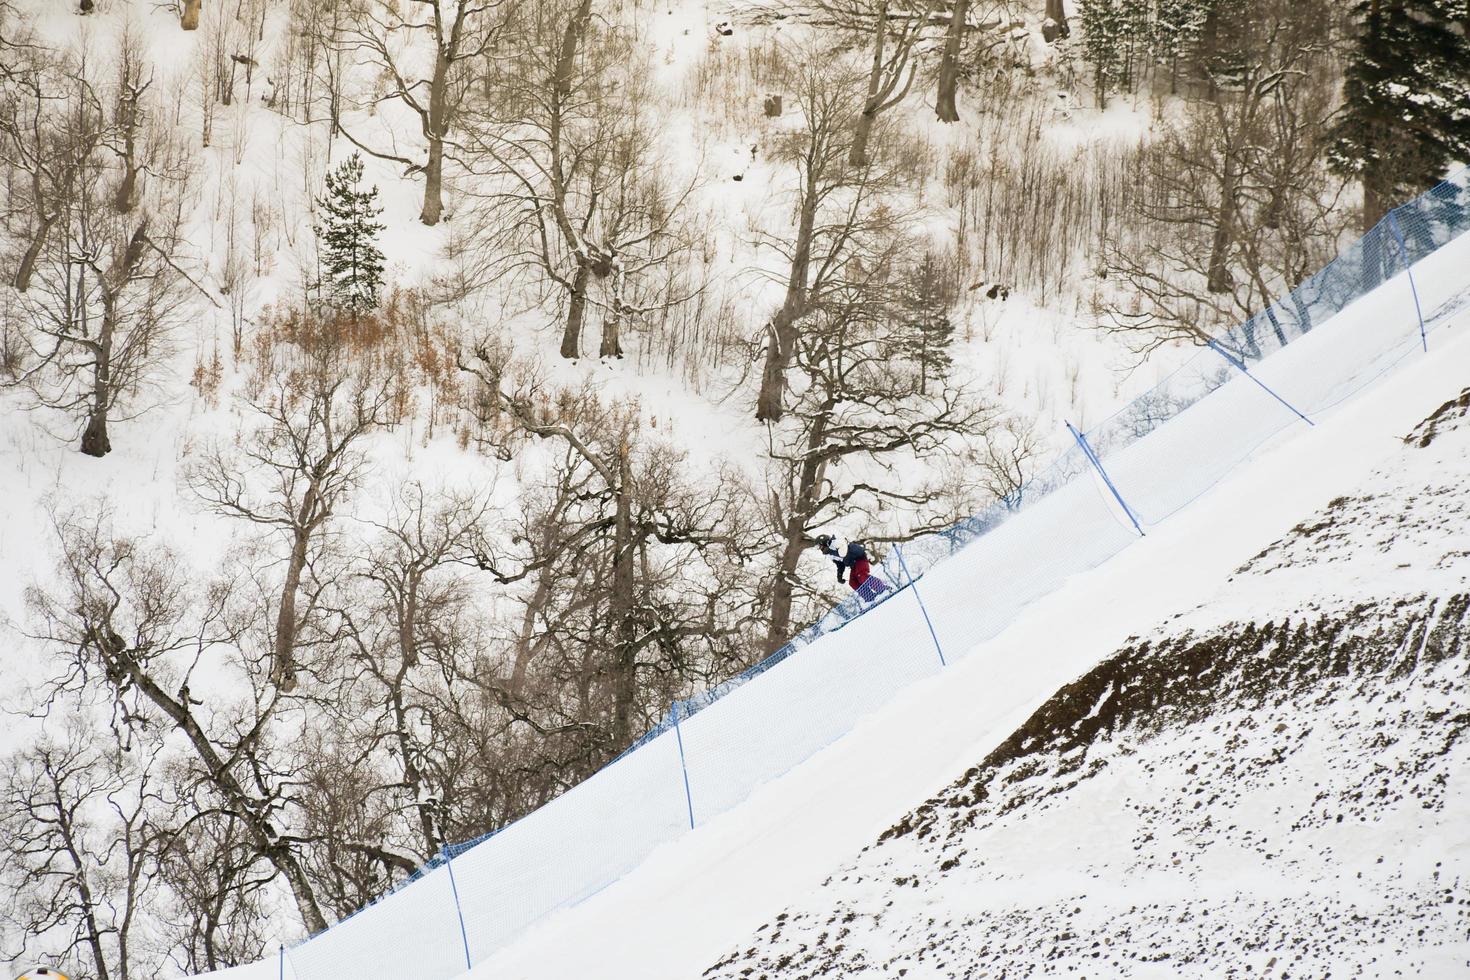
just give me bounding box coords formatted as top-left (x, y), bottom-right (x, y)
top-left (195, 215), bottom-right (1470, 980)
top-left (453, 251), bottom-right (1470, 978)
top-left (706, 398), bottom-right (1470, 976)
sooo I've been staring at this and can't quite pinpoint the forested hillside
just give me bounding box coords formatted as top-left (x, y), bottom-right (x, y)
top-left (0, 0), bottom-right (1465, 976)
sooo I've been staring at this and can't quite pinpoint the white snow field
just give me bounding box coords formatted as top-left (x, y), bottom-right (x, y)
top-left (195, 211), bottom-right (1470, 980)
top-left (703, 395), bottom-right (1470, 976)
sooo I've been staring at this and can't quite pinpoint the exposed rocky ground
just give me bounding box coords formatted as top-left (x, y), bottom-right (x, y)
top-left (705, 391), bottom-right (1470, 979)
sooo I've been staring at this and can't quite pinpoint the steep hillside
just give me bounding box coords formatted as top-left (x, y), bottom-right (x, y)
top-left (2, 0), bottom-right (1465, 975)
top-left (705, 390), bottom-right (1470, 978)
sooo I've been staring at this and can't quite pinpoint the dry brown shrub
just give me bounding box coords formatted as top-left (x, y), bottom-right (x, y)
top-left (240, 289), bottom-right (470, 439)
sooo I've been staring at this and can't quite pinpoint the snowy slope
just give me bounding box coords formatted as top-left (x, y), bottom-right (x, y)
top-left (6, 4), bottom-right (1467, 976)
top-left (454, 275), bottom-right (1470, 977)
top-left (706, 389), bottom-right (1470, 978)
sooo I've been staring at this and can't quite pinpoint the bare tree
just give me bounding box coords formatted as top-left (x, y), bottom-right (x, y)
top-left (460, 348), bottom-right (759, 756)
top-left (762, 254), bottom-right (1000, 649)
top-left (2, 45), bottom-right (194, 457)
top-left (1042, 0), bottom-right (1069, 42)
top-left (773, 1), bottom-right (941, 165)
top-left (154, 815), bottom-right (273, 975)
top-left (468, 0), bottom-right (699, 359)
top-left (22, 507), bottom-right (331, 934)
top-left (753, 53), bottom-right (890, 422)
top-left (974, 416), bottom-right (1042, 510)
top-left (335, 0), bottom-right (504, 225)
top-left (1098, 3), bottom-right (1347, 356)
top-left (934, 0), bottom-right (969, 121)
top-left (0, 45), bottom-right (97, 294)
top-left (188, 372), bottom-right (393, 692)
top-left (0, 724), bottom-right (164, 980)
top-left (330, 483), bottom-right (503, 861)
top-left (106, 25), bottom-right (153, 213)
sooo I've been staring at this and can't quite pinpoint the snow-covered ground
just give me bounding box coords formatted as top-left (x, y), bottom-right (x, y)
top-left (707, 390), bottom-right (1470, 979)
top-left (0, 0), bottom-right (1184, 689)
top-left (162, 201), bottom-right (1470, 980)
top-left (4, 3), bottom-right (1468, 977)
top-left (457, 283), bottom-right (1470, 978)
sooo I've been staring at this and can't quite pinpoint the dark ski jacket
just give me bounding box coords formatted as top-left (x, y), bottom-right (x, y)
top-left (818, 538), bottom-right (869, 586)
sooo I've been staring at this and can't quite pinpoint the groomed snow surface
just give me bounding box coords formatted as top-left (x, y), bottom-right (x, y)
top-left (706, 385), bottom-right (1470, 978)
top-left (180, 201), bottom-right (1470, 980)
top-left (456, 251), bottom-right (1470, 977)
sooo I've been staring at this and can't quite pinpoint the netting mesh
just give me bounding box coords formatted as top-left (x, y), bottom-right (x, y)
top-left (199, 168), bottom-right (1470, 980)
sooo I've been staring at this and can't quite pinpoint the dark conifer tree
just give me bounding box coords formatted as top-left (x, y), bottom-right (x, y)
top-left (1078, 0), bottom-right (1129, 107)
top-left (1329, 0), bottom-right (1470, 231)
top-left (314, 152), bottom-right (386, 317)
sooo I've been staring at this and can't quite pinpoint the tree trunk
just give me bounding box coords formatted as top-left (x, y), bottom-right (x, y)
top-left (764, 409), bottom-right (829, 651)
top-left (387, 592), bottom-right (438, 854)
top-left (755, 177), bottom-right (819, 421)
top-left (608, 448), bottom-right (638, 749)
top-left (13, 214), bottom-right (57, 292)
top-left (765, 523), bottom-right (805, 655)
top-left (79, 225), bottom-right (144, 459)
top-left (398, 574), bottom-right (419, 670)
top-left (420, 44), bottom-right (450, 226)
top-left (55, 816), bottom-right (113, 980)
top-left (181, 0), bottom-right (201, 30)
top-left (511, 567), bottom-right (553, 696)
top-left (114, 165), bottom-right (139, 213)
top-left (273, 529), bottom-right (308, 692)
top-left (114, 74), bottom-right (144, 210)
top-left (599, 311), bottom-right (623, 358)
top-left (850, 109), bottom-right (879, 170)
top-left (80, 409), bottom-right (110, 457)
top-left (850, 14), bottom-right (888, 168)
top-left (935, 0), bottom-right (969, 123)
top-left (1362, 179), bottom-right (1387, 234)
top-left (274, 469), bottom-right (321, 693)
top-left (1206, 163), bottom-right (1236, 293)
top-left (556, 0), bottom-right (595, 97)
top-left (1042, 0), bottom-right (1069, 42)
top-left (561, 263), bottom-right (592, 358)
top-left (599, 260), bottom-right (625, 357)
top-left (421, 136), bottom-right (444, 225)
top-left (1290, 288), bottom-right (1313, 333)
top-left (756, 306), bottom-right (802, 422)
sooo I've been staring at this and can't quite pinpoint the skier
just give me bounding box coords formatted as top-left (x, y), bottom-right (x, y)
top-left (814, 535), bottom-right (888, 601)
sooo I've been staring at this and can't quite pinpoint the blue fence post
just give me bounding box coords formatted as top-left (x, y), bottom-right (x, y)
top-left (895, 545), bottom-right (946, 668)
top-left (1202, 338), bottom-right (1313, 426)
top-left (671, 701), bottom-right (697, 830)
top-left (1066, 422), bottom-right (1145, 537)
top-left (1386, 210), bottom-right (1429, 352)
top-left (441, 846), bottom-right (473, 972)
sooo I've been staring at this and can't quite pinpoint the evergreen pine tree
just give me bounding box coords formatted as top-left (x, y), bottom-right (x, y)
top-left (1151, 0), bottom-right (1210, 93)
top-left (1077, 0), bottom-right (1129, 107)
top-left (1329, 0), bottom-right (1470, 231)
top-left (899, 252), bottom-right (956, 396)
top-left (314, 152), bottom-right (387, 317)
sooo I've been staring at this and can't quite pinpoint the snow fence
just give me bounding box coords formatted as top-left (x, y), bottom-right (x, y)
top-left (199, 168), bottom-right (1470, 980)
